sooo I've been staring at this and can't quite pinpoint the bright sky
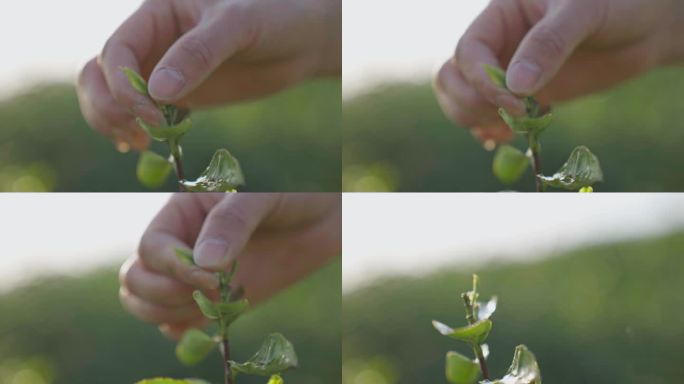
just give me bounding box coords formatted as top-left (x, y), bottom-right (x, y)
top-left (0, 0), bottom-right (141, 100)
top-left (0, 194), bottom-right (168, 292)
top-left (343, 0), bottom-right (488, 98)
top-left (343, 194), bottom-right (684, 292)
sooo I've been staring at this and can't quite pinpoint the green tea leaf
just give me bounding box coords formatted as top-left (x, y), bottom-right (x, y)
top-left (176, 329), bottom-right (218, 366)
top-left (181, 149), bottom-right (245, 192)
top-left (137, 117), bottom-right (192, 142)
top-left (192, 291), bottom-right (219, 320)
top-left (136, 379), bottom-right (210, 384)
top-left (493, 145), bottom-right (529, 185)
top-left (483, 64), bottom-right (507, 88)
top-left (174, 247), bottom-right (195, 265)
top-left (230, 333), bottom-right (298, 376)
top-left (538, 146), bottom-right (603, 190)
top-left (499, 109), bottom-right (553, 135)
top-left (432, 319), bottom-right (492, 345)
top-left (445, 351), bottom-right (480, 384)
top-left (216, 298), bottom-right (249, 330)
top-left (480, 345), bottom-right (542, 384)
top-left (121, 67), bottom-right (149, 96)
top-left (137, 151), bottom-right (172, 189)
top-left (268, 375), bottom-right (284, 384)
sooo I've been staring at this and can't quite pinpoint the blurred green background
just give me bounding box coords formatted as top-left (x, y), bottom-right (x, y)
top-left (343, 68), bottom-right (684, 191)
top-left (0, 260), bottom-right (341, 384)
top-left (342, 232), bottom-right (684, 383)
top-left (0, 79), bottom-right (340, 192)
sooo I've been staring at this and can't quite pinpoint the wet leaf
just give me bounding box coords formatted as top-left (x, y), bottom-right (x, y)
top-left (193, 291), bottom-right (219, 320)
top-left (432, 319), bottom-right (492, 345)
top-left (137, 151), bottom-right (172, 189)
top-left (499, 109), bottom-right (553, 135)
top-left (176, 329), bottom-right (217, 366)
top-left (493, 145), bottom-right (529, 185)
top-left (480, 345), bottom-right (542, 384)
top-left (539, 146), bottom-right (603, 190)
top-left (230, 333), bottom-right (298, 376)
top-left (483, 64), bottom-right (506, 88)
top-left (181, 149), bottom-right (245, 192)
top-left (174, 247), bottom-right (195, 265)
top-left (122, 67), bottom-right (149, 96)
top-left (137, 117), bottom-right (192, 142)
top-left (445, 351), bottom-right (480, 384)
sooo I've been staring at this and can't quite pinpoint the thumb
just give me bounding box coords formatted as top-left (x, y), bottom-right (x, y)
top-left (148, 6), bottom-right (256, 103)
top-left (193, 194), bottom-right (280, 272)
top-left (506, 2), bottom-right (599, 96)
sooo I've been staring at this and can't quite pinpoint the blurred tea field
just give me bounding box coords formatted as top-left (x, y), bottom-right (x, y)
top-left (343, 68), bottom-right (684, 191)
top-left (0, 260), bottom-right (341, 384)
top-left (343, 232), bottom-right (684, 383)
top-left (0, 79), bottom-right (340, 192)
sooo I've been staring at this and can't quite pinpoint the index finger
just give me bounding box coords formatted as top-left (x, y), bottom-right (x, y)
top-left (455, 1), bottom-right (527, 115)
top-left (99, 1), bottom-right (173, 124)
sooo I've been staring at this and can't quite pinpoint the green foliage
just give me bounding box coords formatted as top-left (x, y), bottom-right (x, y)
top-left (230, 333), bottom-right (299, 376)
top-left (176, 330), bottom-right (218, 366)
top-left (137, 151), bottom-right (173, 188)
top-left (181, 149), bottom-right (245, 192)
top-left (343, 232), bottom-right (684, 383)
top-left (136, 378), bottom-right (211, 384)
top-left (121, 67), bottom-right (149, 96)
top-left (492, 145), bottom-right (529, 185)
top-left (481, 346), bottom-right (542, 384)
top-left (432, 320), bottom-right (493, 346)
top-left (445, 351), bottom-right (480, 384)
top-left (539, 146), bottom-right (604, 190)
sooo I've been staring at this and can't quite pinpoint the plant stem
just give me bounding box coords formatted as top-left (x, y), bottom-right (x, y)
top-left (462, 294), bottom-right (490, 380)
top-left (168, 138), bottom-right (186, 192)
top-left (222, 337), bottom-right (233, 384)
top-left (527, 133), bottom-right (544, 192)
top-left (218, 271), bottom-right (234, 384)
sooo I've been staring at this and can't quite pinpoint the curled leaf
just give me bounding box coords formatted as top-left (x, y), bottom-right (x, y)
top-left (445, 351), bottom-right (480, 384)
top-left (483, 64), bottom-right (506, 88)
top-left (499, 109), bottom-right (553, 135)
top-left (174, 247), bottom-right (195, 265)
top-left (230, 333), bottom-right (298, 376)
top-left (481, 345), bottom-right (542, 384)
top-left (137, 117), bottom-right (192, 142)
top-left (538, 146), bottom-right (603, 190)
top-left (432, 319), bottom-right (492, 345)
top-left (181, 149), bottom-right (245, 192)
top-left (493, 145), bottom-right (529, 185)
top-left (216, 298), bottom-right (249, 330)
top-left (175, 329), bottom-right (218, 366)
top-left (137, 151), bottom-right (172, 189)
top-left (121, 67), bottom-right (149, 96)
top-left (192, 291), bottom-right (219, 320)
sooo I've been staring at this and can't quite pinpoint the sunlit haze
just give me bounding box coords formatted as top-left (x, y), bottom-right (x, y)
top-left (0, 1), bottom-right (141, 100)
top-left (0, 194), bottom-right (168, 292)
top-left (343, 0), bottom-right (488, 98)
top-left (343, 194), bottom-right (684, 292)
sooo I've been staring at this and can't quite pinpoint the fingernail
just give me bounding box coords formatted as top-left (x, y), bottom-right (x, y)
top-left (495, 94), bottom-right (526, 117)
top-left (132, 103), bottom-right (164, 126)
top-left (148, 67), bottom-right (185, 101)
top-left (194, 239), bottom-right (230, 271)
top-left (507, 61), bottom-right (542, 95)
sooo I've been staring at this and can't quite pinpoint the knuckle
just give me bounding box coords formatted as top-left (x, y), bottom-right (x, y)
top-left (529, 25), bottom-right (568, 59)
top-left (209, 203), bottom-right (252, 232)
top-left (177, 36), bottom-right (214, 72)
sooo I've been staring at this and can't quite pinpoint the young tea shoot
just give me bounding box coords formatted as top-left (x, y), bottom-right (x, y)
top-left (484, 65), bottom-right (603, 192)
top-left (122, 68), bottom-right (245, 192)
top-left (136, 248), bottom-right (298, 384)
top-left (432, 275), bottom-right (542, 384)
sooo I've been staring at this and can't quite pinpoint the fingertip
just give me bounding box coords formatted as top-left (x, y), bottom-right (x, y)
top-left (194, 239), bottom-right (231, 272)
top-left (506, 61), bottom-right (543, 95)
top-left (187, 267), bottom-right (221, 291)
top-left (148, 67), bottom-right (186, 102)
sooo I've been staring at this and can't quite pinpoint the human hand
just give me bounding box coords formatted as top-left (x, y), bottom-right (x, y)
top-left (435, 0), bottom-right (684, 144)
top-left (78, 0), bottom-right (341, 151)
top-left (118, 193), bottom-right (341, 339)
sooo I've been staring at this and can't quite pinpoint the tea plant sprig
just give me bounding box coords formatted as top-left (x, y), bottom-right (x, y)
top-left (136, 248), bottom-right (298, 384)
top-left (484, 65), bottom-right (603, 192)
top-left (122, 68), bottom-right (245, 192)
top-left (432, 275), bottom-right (542, 384)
